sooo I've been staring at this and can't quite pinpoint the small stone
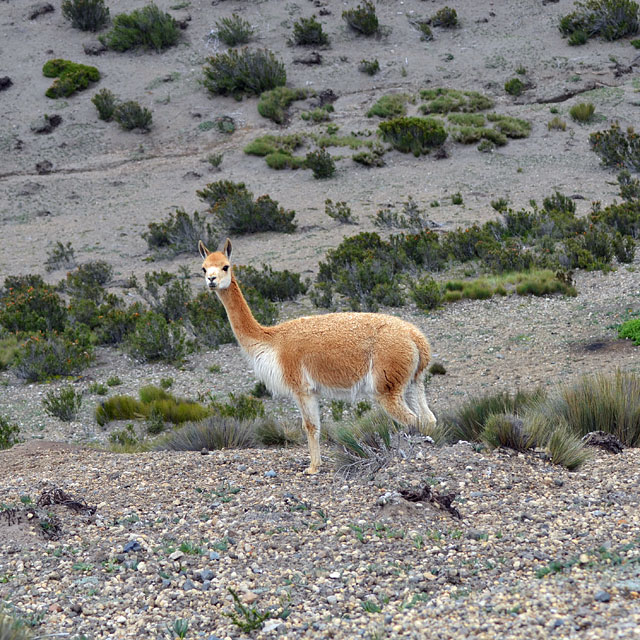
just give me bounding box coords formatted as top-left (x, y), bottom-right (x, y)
top-left (241, 591), bottom-right (259, 604)
top-left (83, 40), bottom-right (107, 55)
top-left (579, 554), bottom-right (589, 565)
top-left (209, 551), bottom-right (220, 561)
top-left (27, 2), bottom-right (54, 19)
top-left (70, 603), bottom-right (82, 614)
top-left (0, 77), bottom-right (12, 91)
top-left (327, 595), bottom-right (338, 604)
top-left (201, 448), bottom-right (209, 455)
top-left (169, 550), bottom-right (184, 561)
top-left (329, 571), bottom-right (340, 579)
top-left (553, 478), bottom-right (564, 487)
top-left (264, 470), bottom-right (277, 478)
top-left (182, 579), bottom-right (196, 591)
top-left (123, 540), bottom-right (141, 553)
top-left (594, 590), bottom-right (611, 603)
top-left (199, 569), bottom-right (214, 582)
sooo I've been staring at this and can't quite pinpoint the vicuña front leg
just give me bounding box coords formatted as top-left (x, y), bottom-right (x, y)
top-left (295, 393), bottom-right (322, 474)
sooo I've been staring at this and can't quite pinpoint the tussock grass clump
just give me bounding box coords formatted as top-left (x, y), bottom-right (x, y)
top-left (569, 102), bottom-right (596, 123)
top-left (43, 387), bottom-right (83, 422)
top-left (367, 94), bottom-right (409, 118)
top-left (152, 416), bottom-right (260, 451)
top-left (618, 317), bottom-right (640, 344)
top-left (559, 0), bottom-right (639, 43)
top-left (42, 59), bottom-right (99, 99)
top-left (203, 48), bottom-right (286, 98)
top-left (62, 0), bottom-right (109, 32)
top-left (548, 116), bottom-right (567, 131)
top-left (100, 3), bottom-right (180, 52)
top-left (292, 15), bottom-right (329, 45)
top-left (482, 414), bottom-right (534, 452)
top-left (420, 88), bottom-right (494, 114)
top-left (197, 180), bottom-right (297, 234)
top-left (215, 13), bottom-right (253, 46)
top-left (255, 419), bottom-right (302, 446)
top-left (0, 335), bottom-right (19, 371)
top-left (486, 114), bottom-right (531, 138)
top-left (342, 1), bottom-right (379, 36)
top-left (257, 87), bottom-right (307, 124)
top-left (244, 133), bottom-right (305, 157)
top-left (379, 116), bottom-right (447, 156)
top-left (0, 612), bottom-right (31, 639)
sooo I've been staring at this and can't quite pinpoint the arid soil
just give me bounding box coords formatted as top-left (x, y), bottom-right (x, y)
top-left (1, 0), bottom-right (640, 638)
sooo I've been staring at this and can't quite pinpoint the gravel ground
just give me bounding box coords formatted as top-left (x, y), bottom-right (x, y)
top-left (1, 440), bottom-right (639, 639)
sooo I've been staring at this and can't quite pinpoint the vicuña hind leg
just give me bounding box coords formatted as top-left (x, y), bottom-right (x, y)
top-left (377, 391), bottom-right (419, 430)
top-left (294, 393), bottom-right (322, 474)
top-left (409, 380), bottom-right (437, 431)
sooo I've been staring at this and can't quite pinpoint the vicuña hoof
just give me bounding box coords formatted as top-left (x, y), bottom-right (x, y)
top-left (304, 465), bottom-right (320, 475)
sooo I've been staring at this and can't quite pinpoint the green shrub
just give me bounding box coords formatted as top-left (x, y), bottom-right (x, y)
top-left (613, 232), bottom-right (636, 262)
top-left (113, 101), bottom-right (152, 132)
top-left (108, 424), bottom-right (139, 450)
top-left (198, 181), bottom-right (297, 234)
top-left (42, 59), bottom-right (99, 99)
top-left (92, 88), bottom-right (117, 121)
top-left (62, 0), bottom-right (109, 31)
top-left (215, 13), bottom-right (253, 46)
top-left (447, 113), bottom-right (485, 127)
top-left (152, 416), bottom-right (260, 451)
top-left (292, 15), bottom-right (329, 45)
top-left (301, 105), bottom-right (333, 123)
top-left (138, 271), bottom-right (191, 323)
top-left (144, 208), bottom-right (216, 255)
top-left (265, 151), bottom-right (306, 170)
top-left (352, 143), bottom-right (387, 167)
top-left (306, 148), bottom-right (336, 178)
top-left (325, 199), bottom-right (358, 224)
top-left (504, 77), bottom-right (525, 96)
top-left (411, 275), bottom-right (442, 310)
top-left (12, 333), bottom-right (93, 382)
top-left (419, 88), bottom-right (494, 114)
top-left (100, 3), bottom-right (180, 52)
top-left (257, 87), bottom-right (307, 124)
top-left (45, 241), bottom-right (76, 273)
top-left (559, 0), bottom-right (639, 42)
top-left (367, 94), bottom-right (409, 118)
top-left (210, 393), bottom-right (265, 420)
top-left (619, 317), bottom-right (640, 344)
top-left (486, 114), bottom-right (531, 138)
top-left (590, 122), bottom-right (640, 171)
top-left (590, 199), bottom-right (640, 237)
top-left (342, 1), bottom-right (379, 36)
top-left (431, 6), bottom-right (458, 28)
top-left (203, 48), bottom-right (286, 98)
top-left (43, 387), bottom-right (83, 422)
top-left (617, 169), bottom-right (640, 200)
top-left (359, 59), bottom-right (380, 75)
top-left (235, 264), bottom-right (308, 301)
top-left (0, 276), bottom-right (67, 334)
top-left (0, 334), bottom-right (19, 370)
top-left (96, 395), bottom-right (144, 426)
top-left (569, 102), bottom-right (596, 123)
top-left (64, 261), bottom-right (113, 302)
top-left (124, 311), bottom-right (186, 364)
top-left (569, 28), bottom-right (589, 44)
top-left (378, 117), bottom-right (447, 156)
top-left (0, 415), bottom-right (20, 450)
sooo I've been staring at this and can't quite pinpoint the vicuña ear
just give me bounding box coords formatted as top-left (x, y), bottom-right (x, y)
top-left (223, 238), bottom-right (232, 259)
top-left (198, 240), bottom-right (210, 259)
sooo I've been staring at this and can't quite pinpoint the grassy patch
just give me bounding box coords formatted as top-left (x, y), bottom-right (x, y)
top-left (257, 87), bottom-right (307, 124)
top-left (367, 94), bottom-right (410, 118)
top-left (420, 88), bottom-right (494, 114)
top-left (42, 59), bottom-right (99, 99)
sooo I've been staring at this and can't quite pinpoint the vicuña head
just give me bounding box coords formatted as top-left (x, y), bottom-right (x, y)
top-left (199, 238), bottom-right (436, 475)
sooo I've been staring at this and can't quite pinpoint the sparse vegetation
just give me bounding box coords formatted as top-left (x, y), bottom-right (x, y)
top-left (113, 101), bottom-right (153, 132)
top-left (367, 94), bottom-right (409, 118)
top-left (45, 241), bottom-right (76, 272)
top-left (559, 0), bottom-right (639, 43)
top-left (292, 15), bottom-right (329, 46)
top-left (257, 87), bottom-right (307, 124)
top-left (358, 58), bottom-right (380, 75)
top-left (431, 6), bottom-right (459, 28)
top-left (144, 209), bottom-right (216, 256)
top-left (590, 121), bottom-right (640, 171)
top-left (548, 115), bottom-right (567, 131)
top-left (62, 0), bottom-right (110, 32)
top-left (43, 387), bottom-right (83, 422)
top-left (325, 199), bottom-right (358, 224)
top-left (504, 77), bottom-right (525, 96)
top-left (379, 117), bottom-right (447, 156)
top-left (203, 48), bottom-right (286, 98)
top-left (618, 317), bottom-right (640, 344)
top-left (0, 415), bottom-right (21, 450)
top-left (420, 88), bottom-right (494, 114)
top-left (569, 102), bottom-right (596, 123)
top-left (306, 148), bottom-right (336, 178)
top-left (124, 311), bottom-right (186, 365)
top-left (100, 3), bottom-right (180, 52)
top-left (92, 88), bottom-right (117, 121)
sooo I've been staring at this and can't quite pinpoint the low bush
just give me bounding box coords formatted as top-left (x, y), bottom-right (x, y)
top-left (420, 88), bottom-right (494, 114)
top-left (0, 334), bottom-right (19, 370)
top-left (548, 116), bottom-right (567, 131)
top-left (306, 148), bottom-right (336, 178)
top-left (215, 13), bottom-right (253, 46)
top-left (504, 77), bottom-right (525, 96)
top-left (342, 1), bottom-right (379, 36)
top-left (45, 241), bottom-right (76, 273)
top-left (92, 88), bottom-right (117, 121)
top-left (203, 48), bottom-right (286, 98)
top-left (257, 87), bottom-right (307, 124)
top-left (301, 105), bottom-right (333, 123)
top-left (42, 59), bottom-right (99, 99)
top-left (64, 261), bottom-right (113, 302)
top-left (210, 393), bottom-right (265, 420)
top-left (138, 271), bottom-right (191, 323)
top-left (198, 180), bottom-right (297, 234)
top-left (235, 264), bottom-right (308, 301)
top-left (559, 0), bottom-right (639, 43)
top-left (358, 59), bottom-right (380, 75)
top-left (367, 94), bottom-right (409, 118)
top-left (62, 0), bottom-right (110, 31)
top-left (124, 311), bottom-right (186, 365)
top-left (0, 415), bottom-right (20, 450)
top-left (352, 143), bottom-right (387, 167)
top-left (619, 317), bottom-right (640, 344)
top-left (43, 386), bottom-right (83, 422)
top-left (100, 3), bottom-right (180, 52)
top-left (144, 208), bottom-right (216, 255)
top-left (411, 275), bottom-right (442, 310)
top-left (292, 15), bottom-right (329, 45)
top-left (378, 116), bottom-right (447, 156)
top-left (569, 102), bottom-right (596, 123)
top-left (431, 6), bottom-right (458, 28)
top-left (113, 101), bottom-right (152, 132)
top-left (589, 122), bottom-right (640, 171)
top-left (12, 333), bottom-right (93, 382)
top-left (486, 114), bottom-right (531, 138)
top-left (617, 169), bottom-right (640, 200)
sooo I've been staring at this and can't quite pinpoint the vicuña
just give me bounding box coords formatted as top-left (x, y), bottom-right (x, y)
top-left (199, 238), bottom-right (437, 474)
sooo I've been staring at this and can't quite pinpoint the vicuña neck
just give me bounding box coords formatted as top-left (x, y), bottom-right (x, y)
top-left (216, 275), bottom-right (268, 348)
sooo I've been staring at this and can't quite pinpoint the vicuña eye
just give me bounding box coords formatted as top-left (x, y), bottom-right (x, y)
top-left (222, 265), bottom-right (229, 272)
